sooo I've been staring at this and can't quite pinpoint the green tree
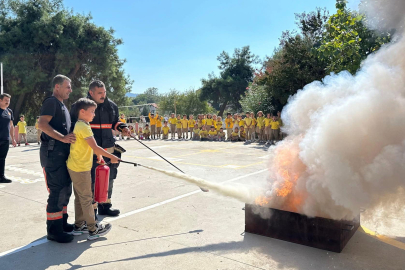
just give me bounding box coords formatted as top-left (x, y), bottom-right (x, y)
top-left (200, 46), bottom-right (259, 116)
top-left (159, 88), bottom-right (212, 116)
top-left (141, 106), bottom-right (149, 116)
top-left (318, 0), bottom-right (391, 74)
top-left (132, 87), bottom-right (160, 105)
top-left (0, 0), bottom-right (132, 124)
top-left (239, 84), bottom-right (273, 115)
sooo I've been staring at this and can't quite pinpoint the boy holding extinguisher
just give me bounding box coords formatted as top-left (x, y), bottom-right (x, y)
top-left (67, 98), bottom-right (120, 240)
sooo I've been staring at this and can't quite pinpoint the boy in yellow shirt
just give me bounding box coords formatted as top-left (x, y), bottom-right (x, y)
top-left (168, 113), bottom-right (177, 140)
top-left (162, 121), bottom-right (170, 140)
top-left (256, 111), bottom-right (265, 143)
top-left (231, 127), bottom-right (241, 142)
top-left (67, 98), bottom-right (119, 240)
top-left (264, 113), bottom-right (272, 143)
top-left (176, 114), bottom-right (182, 140)
top-left (193, 126), bottom-right (200, 140)
top-left (148, 112), bottom-right (158, 139)
top-left (17, 115), bottom-right (28, 146)
top-left (143, 124), bottom-right (151, 140)
top-left (208, 126), bottom-right (217, 141)
top-left (188, 115), bottom-right (196, 138)
top-left (270, 115), bottom-right (280, 144)
top-left (199, 126), bottom-right (208, 141)
top-left (217, 128), bottom-right (226, 141)
top-left (205, 114), bottom-right (214, 128)
top-left (224, 113), bottom-right (234, 141)
top-left (216, 116), bottom-right (223, 132)
top-left (156, 116), bottom-right (163, 139)
top-left (244, 112), bottom-right (253, 143)
top-left (239, 126), bottom-right (246, 141)
top-left (181, 115), bottom-right (189, 139)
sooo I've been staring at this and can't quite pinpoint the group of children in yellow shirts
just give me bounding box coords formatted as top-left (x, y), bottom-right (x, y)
top-left (133, 111), bottom-right (284, 144)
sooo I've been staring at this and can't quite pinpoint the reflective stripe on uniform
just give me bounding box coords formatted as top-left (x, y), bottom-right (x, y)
top-left (62, 206), bottom-right (67, 214)
top-left (90, 124), bottom-right (112, 129)
top-left (47, 211), bottom-right (63, 220)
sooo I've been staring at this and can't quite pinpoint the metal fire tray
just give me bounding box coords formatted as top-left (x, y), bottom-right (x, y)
top-left (245, 204), bottom-right (360, 253)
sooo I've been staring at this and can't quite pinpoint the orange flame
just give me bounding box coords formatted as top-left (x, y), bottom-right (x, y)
top-left (255, 196), bottom-right (270, 206)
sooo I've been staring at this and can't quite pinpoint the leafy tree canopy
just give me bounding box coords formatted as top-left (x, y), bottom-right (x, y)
top-left (159, 88), bottom-right (213, 116)
top-left (0, 0), bottom-right (132, 124)
top-left (200, 46), bottom-right (259, 116)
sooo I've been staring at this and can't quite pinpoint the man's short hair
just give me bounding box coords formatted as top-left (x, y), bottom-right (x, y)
top-left (89, 80), bottom-right (105, 91)
top-left (52, 75), bottom-right (71, 89)
top-left (0, 93), bottom-right (11, 100)
top-left (20, 115), bottom-right (24, 118)
top-left (72, 98), bottom-right (97, 117)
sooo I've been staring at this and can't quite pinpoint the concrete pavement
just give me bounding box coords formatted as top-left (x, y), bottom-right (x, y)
top-left (0, 139), bottom-right (404, 269)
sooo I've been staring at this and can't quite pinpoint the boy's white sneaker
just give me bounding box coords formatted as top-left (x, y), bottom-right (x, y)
top-left (87, 223), bottom-right (112, 241)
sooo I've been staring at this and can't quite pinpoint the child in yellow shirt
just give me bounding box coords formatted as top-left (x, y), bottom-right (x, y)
top-left (256, 111), bottom-right (265, 143)
top-left (231, 127), bottom-right (241, 142)
top-left (138, 127), bottom-right (144, 140)
top-left (264, 113), bottom-right (272, 143)
top-left (156, 116), bottom-right (163, 139)
top-left (270, 115), bottom-right (280, 144)
top-left (239, 126), bottom-right (246, 141)
top-left (199, 126), bottom-right (208, 141)
top-left (244, 112), bottom-right (253, 142)
top-left (168, 113), bottom-right (177, 140)
top-left (217, 128), bottom-right (226, 141)
top-left (225, 113), bottom-right (234, 140)
top-left (193, 126), bottom-right (200, 140)
top-left (17, 115), bottom-right (28, 146)
top-left (143, 124), bottom-right (151, 140)
top-left (162, 121), bottom-right (170, 140)
top-left (176, 114), bottom-right (182, 140)
top-left (181, 115), bottom-right (189, 139)
top-left (216, 116), bottom-right (223, 132)
top-left (188, 115), bottom-right (196, 138)
top-left (67, 98), bottom-right (119, 240)
top-left (208, 126), bottom-right (217, 141)
top-left (205, 114), bottom-right (214, 128)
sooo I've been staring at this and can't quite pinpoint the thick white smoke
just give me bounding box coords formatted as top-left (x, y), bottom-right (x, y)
top-left (264, 0), bottom-right (405, 220)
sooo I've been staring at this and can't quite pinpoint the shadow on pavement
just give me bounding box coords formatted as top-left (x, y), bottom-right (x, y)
top-left (1, 228), bottom-right (403, 269)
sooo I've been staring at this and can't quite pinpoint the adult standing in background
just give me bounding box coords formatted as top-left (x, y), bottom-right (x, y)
top-left (38, 75), bottom-right (76, 243)
top-left (0, 93), bottom-right (17, 183)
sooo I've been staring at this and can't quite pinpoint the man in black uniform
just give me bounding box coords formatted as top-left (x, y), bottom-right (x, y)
top-left (0, 93), bottom-right (17, 183)
top-left (71, 80), bottom-right (128, 218)
top-left (38, 75), bottom-right (76, 243)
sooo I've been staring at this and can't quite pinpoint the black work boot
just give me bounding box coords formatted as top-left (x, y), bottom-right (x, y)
top-left (63, 213), bottom-right (74, 234)
top-left (98, 202), bottom-right (120, 216)
top-left (47, 219), bottom-right (74, 243)
top-left (0, 176), bottom-right (12, 183)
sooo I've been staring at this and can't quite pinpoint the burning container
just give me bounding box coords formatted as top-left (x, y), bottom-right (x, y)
top-left (245, 204), bottom-right (360, 253)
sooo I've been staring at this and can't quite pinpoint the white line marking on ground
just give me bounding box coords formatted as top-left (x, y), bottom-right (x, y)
top-left (0, 238), bottom-right (48, 257)
top-left (0, 169), bottom-right (267, 258)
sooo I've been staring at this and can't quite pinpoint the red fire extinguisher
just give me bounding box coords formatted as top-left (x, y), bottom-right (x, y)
top-left (94, 163), bottom-right (110, 203)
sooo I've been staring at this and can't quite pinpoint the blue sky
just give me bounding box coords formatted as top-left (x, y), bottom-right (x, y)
top-left (64, 0), bottom-right (361, 94)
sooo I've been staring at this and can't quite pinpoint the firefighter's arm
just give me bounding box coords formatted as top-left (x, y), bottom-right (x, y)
top-left (38, 115), bottom-right (76, 143)
top-left (85, 137), bottom-right (120, 164)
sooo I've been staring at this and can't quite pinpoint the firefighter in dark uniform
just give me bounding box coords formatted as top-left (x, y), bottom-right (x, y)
top-left (71, 80), bottom-right (129, 218)
top-left (38, 75), bottom-right (76, 243)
